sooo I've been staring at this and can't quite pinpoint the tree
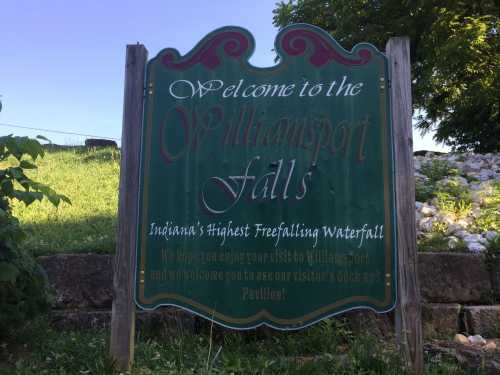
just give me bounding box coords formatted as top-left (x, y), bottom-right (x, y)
top-left (273, 0), bottom-right (500, 152)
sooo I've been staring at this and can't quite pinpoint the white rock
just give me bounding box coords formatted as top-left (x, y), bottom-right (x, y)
top-left (470, 207), bottom-right (482, 217)
top-left (448, 236), bottom-right (461, 249)
top-left (421, 205), bottom-right (437, 217)
top-left (466, 242), bottom-right (486, 253)
top-left (470, 192), bottom-right (483, 204)
top-left (413, 152), bottom-right (498, 255)
top-left (419, 217), bottom-right (435, 232)
top-left (446, 224), bottom-right (461, 235)
top-left (463, 234), bottom-right (482, 243)
top-left (455, 230), bottom-right (469, 239)
top-left (478, 181), bottom-right (494, 194)
top-left (464, 161), bottom-right (483, 172)
top-left (470, 182), bottom-right (482, 191)
top-left (450, 161), bottom-right (464, 170)
top-left (485, 341), bottom-right (497, 351)
top-left (436, 213), bottom-right (455, 225)
top-left (414, 159), bottom-right (421, 171)
top-left (485, 231), bottom-right (498, 241)
top-left (456, 219), bottom-right (471, 228)
top-left (468, 335), bottom-right (487, 345)
top-left (478, 169), bottom-right (494, 181)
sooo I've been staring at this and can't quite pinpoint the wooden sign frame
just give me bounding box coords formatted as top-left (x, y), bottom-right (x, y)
top-left (110, 36), bottom-right (422, 373)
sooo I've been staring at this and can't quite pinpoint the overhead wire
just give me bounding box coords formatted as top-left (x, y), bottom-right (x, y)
top-left (0, 122), bottom-right (120, 141)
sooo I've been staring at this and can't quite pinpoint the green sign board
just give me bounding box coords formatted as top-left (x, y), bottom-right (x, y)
top-left (135, 24), bottom-right (396, 330)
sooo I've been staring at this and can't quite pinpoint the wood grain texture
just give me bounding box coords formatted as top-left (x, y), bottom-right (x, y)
top-left (386, 37), bottom-right (423, 374)
top-left (110, 44), bottom-right (148, 372)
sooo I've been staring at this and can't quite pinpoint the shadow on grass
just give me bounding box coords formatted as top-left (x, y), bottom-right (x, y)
top-left (21, 214), bottom-right (117, 257)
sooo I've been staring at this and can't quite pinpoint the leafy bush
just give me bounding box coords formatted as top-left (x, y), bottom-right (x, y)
top-left (416, 160), bottom-right (458, 202)
top-left (0, 135), bottom-right (70, 336)
top-left (420, 160), bottom-right (456, 184)
top-left (415, 180), bottom-right (435, 202)
top-left (417, 233), bottom-right (450, 252)
top-left (486, 236), bottom-right (500, 261)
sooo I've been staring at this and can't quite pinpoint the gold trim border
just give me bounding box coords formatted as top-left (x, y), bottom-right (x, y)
top-left (136, 53), bottom-right (395, 326)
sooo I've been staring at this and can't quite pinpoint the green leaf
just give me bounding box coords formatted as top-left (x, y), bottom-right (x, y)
top-left (60, 195), bottom-right (72, 205)
top-left (46, 193), bottom-right (61, 207)
top-left (30, 181), bottom-right (71, 207)
top-left (8, 167), bottom-right (25, 180)
top-left (19, 160), bottom-right (38, 169)
top-left (0, 262), bottom-right (20, 283)
top-left (5, 136), bottom-right (22, 160)
top-left (11, 190), bottom-right (43, 206)
top-left (1, 180), bottom-right (13, 195)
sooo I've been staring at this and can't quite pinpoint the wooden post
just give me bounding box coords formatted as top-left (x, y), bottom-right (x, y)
top-left (386, 37), bottom-right (423, 374)
top-left (110, 44), bottom-right (148, 372)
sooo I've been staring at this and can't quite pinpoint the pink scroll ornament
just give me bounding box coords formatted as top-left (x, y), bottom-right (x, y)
top-left (162, 31), bottom-right (250, 70)
top-left (281, 29), bottom-right (371, 67)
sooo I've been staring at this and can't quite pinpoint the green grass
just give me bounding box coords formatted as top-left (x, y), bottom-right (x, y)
top-left (1, 317), bottom-right (483, 375)
top-left (11, 146), bottom-right (120, 256)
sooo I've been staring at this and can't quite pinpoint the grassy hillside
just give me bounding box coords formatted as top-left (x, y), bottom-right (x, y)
top-left (11, 146), bottom-right (119, 255)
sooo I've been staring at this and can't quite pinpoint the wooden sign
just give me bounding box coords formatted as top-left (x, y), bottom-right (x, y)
top-left (134, 24), bottom-right (397, 329)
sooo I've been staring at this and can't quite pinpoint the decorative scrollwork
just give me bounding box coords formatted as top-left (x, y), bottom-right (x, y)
top-left (281, 29), bottom-right (371, 67)
top-left (162, 31), bottom-right (250, 70)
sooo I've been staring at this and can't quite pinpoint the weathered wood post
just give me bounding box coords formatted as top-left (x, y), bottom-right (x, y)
top-left (110, 43), bottom-right (148, 372)
top-left (386, 37), bottom-right (423, 374)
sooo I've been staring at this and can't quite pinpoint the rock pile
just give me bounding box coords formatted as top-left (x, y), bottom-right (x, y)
top-left (414, 152), bottom-right (499, 253)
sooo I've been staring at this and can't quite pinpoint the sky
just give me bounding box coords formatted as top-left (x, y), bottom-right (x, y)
top-left (1, 0), bottom-right (448, 151)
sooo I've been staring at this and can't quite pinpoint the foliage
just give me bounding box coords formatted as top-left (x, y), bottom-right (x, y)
top-left (415, 159), bottom-right (457, 202)
top-left (418, 233), bottom-right (450, 252)
top-left (473, 181), bottom-right (500, 233)
top-left (435, 191), bottom-right (472, 220)
top-left (416, 160), bottom-right (474, 221)
top-left (421, 160), bottom-right (458, 184)
top-left (11, 146), bottom-right (119, 255)
top-left (2, 317), bottom-right (489, 374)
top-left (0, 319), bottom-right (488, 375)
top-left (0, 135), bottom-right (69, 336)
top-left (415, 180), bottom-right (435, 202)
top-left (485, 235), bottom-right (500, 261)
top-left (273, 1), bottom-right (500, 152)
